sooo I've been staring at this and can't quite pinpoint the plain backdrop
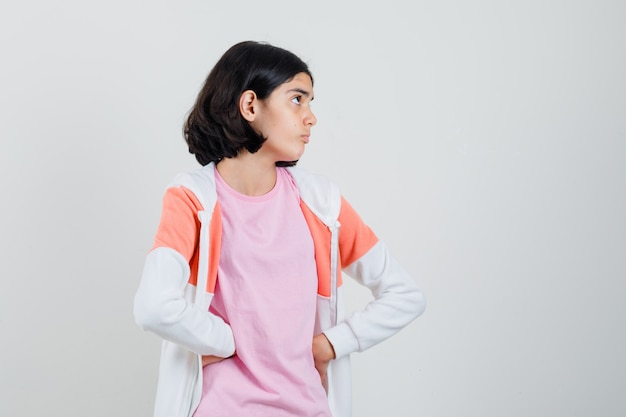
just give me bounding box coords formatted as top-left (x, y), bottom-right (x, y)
top-left (1, 1), bottom-right (625, 416)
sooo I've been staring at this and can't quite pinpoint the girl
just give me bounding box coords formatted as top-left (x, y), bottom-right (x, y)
top-left (134, 40), bottom-right (425, 417)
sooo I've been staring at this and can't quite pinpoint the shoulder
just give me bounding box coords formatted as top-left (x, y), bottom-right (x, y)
top-left (167, 163), bottom-right (217, 211)
top-left (286, 166), bottom-right (341, 225)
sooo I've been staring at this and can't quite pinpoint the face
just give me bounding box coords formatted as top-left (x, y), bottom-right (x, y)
top-left (250, 72), bottom-right (317, 163)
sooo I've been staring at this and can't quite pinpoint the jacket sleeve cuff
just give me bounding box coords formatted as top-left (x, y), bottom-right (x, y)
top-left (323, 322), bottom-right (360, 360)
top-left (209, 320), bottom-right (236, 358)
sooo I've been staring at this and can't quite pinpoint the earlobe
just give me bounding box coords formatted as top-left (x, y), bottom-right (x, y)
top-left (239, 90), bottom-right (257, 122)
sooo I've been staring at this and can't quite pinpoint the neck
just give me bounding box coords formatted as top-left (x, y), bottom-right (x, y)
top-left (216, 152), bottom-right (277, 196)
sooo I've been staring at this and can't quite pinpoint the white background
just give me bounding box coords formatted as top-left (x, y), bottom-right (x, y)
top-left (1, 1), bottom-right (625, 416)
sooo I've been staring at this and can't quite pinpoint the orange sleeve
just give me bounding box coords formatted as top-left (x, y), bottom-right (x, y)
top-left (151, 186), bottom-right (204, 263)
top-left (338, 196), bottom-right (379, 268)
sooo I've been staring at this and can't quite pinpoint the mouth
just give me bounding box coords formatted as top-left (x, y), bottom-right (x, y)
top-left (302, 135), bottom-right (310, 144)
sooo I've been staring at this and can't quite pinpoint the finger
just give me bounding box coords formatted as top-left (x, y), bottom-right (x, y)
top-left (202, 355), bottom-right (224, 367)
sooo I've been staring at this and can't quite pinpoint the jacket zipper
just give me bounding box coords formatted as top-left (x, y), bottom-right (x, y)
top-left (195, 210), bottom-right (212, 306)
top-left (329, 220), bottom-right (341, 326)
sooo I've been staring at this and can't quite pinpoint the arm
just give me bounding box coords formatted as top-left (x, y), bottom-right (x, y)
top-left (133, 187), bottom-right (235, 357)
top-left (322, 197), bottom-right (426, 359)
top-left (134, 247), bottom-right (235, 357)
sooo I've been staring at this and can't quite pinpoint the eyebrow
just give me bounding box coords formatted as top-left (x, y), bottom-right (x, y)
top-left (287, 88), bottom-right (314, 100)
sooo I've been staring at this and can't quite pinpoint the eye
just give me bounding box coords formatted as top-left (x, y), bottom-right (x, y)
top-left (291, 95), bottom-right (302, 105)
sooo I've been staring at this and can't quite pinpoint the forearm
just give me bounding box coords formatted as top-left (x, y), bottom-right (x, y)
top-left (327, 241), bottom-right (425, 358)
top-left (134, 247), bottom-right (236, 357)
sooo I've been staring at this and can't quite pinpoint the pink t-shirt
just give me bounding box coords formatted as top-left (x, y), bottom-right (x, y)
top-left (193, 167), bottom-right (332, 417)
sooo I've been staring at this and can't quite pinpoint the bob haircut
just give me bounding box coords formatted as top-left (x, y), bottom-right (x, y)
top-left (184, 40), bottom-right (313, 167)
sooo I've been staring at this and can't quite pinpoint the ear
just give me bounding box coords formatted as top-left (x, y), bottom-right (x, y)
top-left (239, 90), bottom-right (258, 122)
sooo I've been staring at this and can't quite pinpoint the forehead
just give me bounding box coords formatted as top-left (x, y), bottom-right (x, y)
top-left (275, 72), bottom-right (314, 95)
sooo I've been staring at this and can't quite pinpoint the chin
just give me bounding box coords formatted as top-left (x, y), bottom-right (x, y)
top-left (284, 150), bottom-right (305, 162)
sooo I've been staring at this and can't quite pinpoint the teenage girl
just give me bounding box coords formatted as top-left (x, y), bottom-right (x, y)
top-left (134, 40), bottom-right (426, 417)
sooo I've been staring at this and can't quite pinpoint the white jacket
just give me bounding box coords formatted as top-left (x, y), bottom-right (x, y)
top-left (134, 163), bottom-right (426, 417)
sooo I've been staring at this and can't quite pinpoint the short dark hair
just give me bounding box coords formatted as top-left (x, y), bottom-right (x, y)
top-left (183, 40), bottom-right (313, 167)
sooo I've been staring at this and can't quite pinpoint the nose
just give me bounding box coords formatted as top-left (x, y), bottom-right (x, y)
top-left (305, 107), bottom-right (317, 127)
